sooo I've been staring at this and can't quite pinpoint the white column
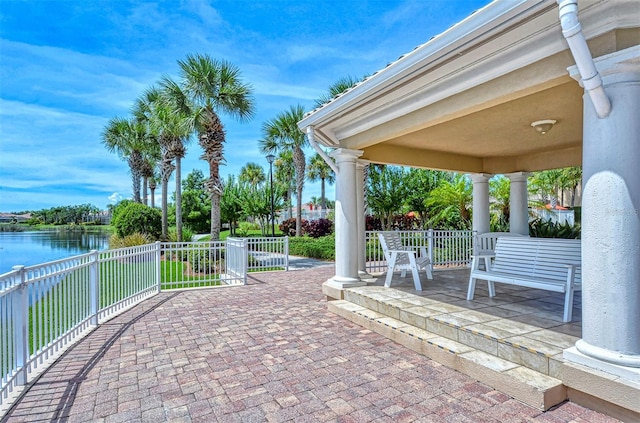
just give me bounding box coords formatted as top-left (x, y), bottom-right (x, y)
top-left (469, 173), bottom-right (492, 235)
top-left (356, 160), bottom-right (370, 278)
top-left (505, 172), bottom-right (530, 235)
top-left (564, 46), bottom-right (640, 380)
top-left (328, 148), bottom-right (364, 287)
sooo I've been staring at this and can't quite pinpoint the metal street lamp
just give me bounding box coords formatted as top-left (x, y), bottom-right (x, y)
top-left (266, 154), bottom-right (276, 237)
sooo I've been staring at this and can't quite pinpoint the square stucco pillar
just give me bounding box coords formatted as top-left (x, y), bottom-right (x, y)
top-left (505, 172), bottom-right (530, 235)
top-left (563, 46), bottom-right (640, 382)
top-left (325, 148), bottom-right (365, 289)
top-left (469, 173), bottom-right (492, 236)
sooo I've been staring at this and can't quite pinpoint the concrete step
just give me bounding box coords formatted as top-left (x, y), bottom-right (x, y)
top-left (343, 286), bottom-right (578, 379)
top-left (329, 299), bottom-right (567, 411)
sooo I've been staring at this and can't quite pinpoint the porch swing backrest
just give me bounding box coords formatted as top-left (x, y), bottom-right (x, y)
top-left (491, 237), bottom-right (582, 285)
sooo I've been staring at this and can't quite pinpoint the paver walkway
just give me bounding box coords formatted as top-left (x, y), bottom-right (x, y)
top-left (3, 266), bottom-right (618, 422)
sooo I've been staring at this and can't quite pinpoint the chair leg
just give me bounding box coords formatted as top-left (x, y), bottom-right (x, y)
top-left (563, 288), bottom-right (574, 323)
top-left (385, 252), bottom-right (397, 288)
top-left (466, 277), bottom-right (477, 300)
top-left (408, 255), bottom-right (422, 291)
top-left (422, 263), bottom-right (433, 280)
top-left (488, 282), bottom-right (496, 297)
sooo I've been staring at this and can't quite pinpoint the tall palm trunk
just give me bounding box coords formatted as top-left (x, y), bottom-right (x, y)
top-left (161, 173), bottom-right (170, 240)
top-left (128, 152), bottom-right (143, 203)
top-left (171, 140), bottom-right (186, 242)
top-left (149, 179), bottom-right (156, 208)
top-left (175, 156), bottom-right (183, 241)
top-left (206, 166), bottom-right (223, 241)
top-left (142, 176), bottom-right (148, 205)
top-left (160, 148), bottom-right (175, 241)
top-left (200, 112), bottom-right (226, 240)
top-left (293, 145), bottom-right (305, 236)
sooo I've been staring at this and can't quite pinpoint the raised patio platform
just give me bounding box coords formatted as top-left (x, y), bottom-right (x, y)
top-left (327, 269), bottom-right (639, 420)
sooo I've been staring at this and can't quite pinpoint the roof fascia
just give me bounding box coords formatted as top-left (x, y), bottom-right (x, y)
top-left (297, 0), bottom-right (550, 137)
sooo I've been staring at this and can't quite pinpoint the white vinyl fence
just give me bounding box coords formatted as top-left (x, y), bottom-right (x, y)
top-left (365, 230), bottom-right (475, 273)
top-left (0, 237), bottom-right (288, 409)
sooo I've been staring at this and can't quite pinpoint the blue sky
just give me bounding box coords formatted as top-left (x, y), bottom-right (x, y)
top-left (0, 0), bottom-right (488, 213)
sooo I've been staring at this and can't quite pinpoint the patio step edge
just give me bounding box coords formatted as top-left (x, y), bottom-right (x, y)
top-left (328, 300), bottom-right (567, 411)
top-left (343, 287), bottom-right (573, 379)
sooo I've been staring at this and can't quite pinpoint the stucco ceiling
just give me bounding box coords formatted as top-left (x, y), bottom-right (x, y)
top-left (373, 81), bottom-right (583, 162)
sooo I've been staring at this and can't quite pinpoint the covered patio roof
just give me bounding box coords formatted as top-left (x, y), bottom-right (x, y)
top-left (298, 0), bottom-right (639, 174)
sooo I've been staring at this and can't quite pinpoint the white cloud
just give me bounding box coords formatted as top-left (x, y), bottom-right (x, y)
top-left (108, 193), bottom-right (123, 204)
top-left (182, 0), bottom-right (223, 27)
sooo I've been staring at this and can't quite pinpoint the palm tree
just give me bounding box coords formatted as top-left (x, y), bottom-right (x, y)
top-left (157, 77), bottom-right (195, 242)
top-left (140, 147), bottom-right (160, 206)
top-left (102, 117), bottom-right (151, 203)
top-left (260, 105), bottom-right (308, 236)
top-left (134, 85), bottom-right (192, 241)
top-left (239, 162), bottom-right (266, 189)
top-left (425, 174), bottom-right (473, 230)
top-left (148, 169), bottom-right (159, 208)
top-left (274, 150), bottom-right (295, 219)
top-left (560, 166), bottom-right (582, 207)
top-left (306, 152), bottom-right (335, 217)
top-left (176, 53), bottom-right (255, 240)
top-left (314, 75), bottom-right (362, 108)
top-left (530, 169), bottom-right (563, 208)
top-left (489, 175), bottom-right (510, 231)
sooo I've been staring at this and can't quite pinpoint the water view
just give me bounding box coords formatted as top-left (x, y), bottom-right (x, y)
top-left (0, 229), bottom-right (111, 275)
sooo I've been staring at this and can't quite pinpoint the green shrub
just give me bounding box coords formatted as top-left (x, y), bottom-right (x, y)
top-left (168, 227), bottom-right (194, 242)
top-left (109, 232), bottom-right (153, 248)
top-left (237, 221), bottom-right (260, 237)
top-left (111, 202), bottom-right (161, 239)
top-left (288, 234), bottom-right (335, 260)
top-left (187, 249), bottom-right (223, 273)
top-left (529, 218), bottom-right (581, 239)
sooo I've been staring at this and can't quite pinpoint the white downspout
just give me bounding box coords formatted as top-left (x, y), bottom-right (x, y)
top-left (557, 0), bottom-right (611, 118)
top-left (306, 126), bottom-right (339, 174)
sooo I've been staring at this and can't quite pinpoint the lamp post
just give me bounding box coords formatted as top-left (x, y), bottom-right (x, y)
top-left (266, 154), bottom-right (276, 237)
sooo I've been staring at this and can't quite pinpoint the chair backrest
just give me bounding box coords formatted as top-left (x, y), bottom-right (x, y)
top-left (492, 237), bottom-right (581, 283)
top-left (378, 231), bottom-right (410, 264)
top-left (378, 232), bottom-right (402, 258)
top-left (475, 232), bottom-right (527, 254)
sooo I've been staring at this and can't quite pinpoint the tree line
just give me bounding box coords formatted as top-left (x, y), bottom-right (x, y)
top-left (366, 166), bottom-right (583, 231)
top-left (102, 53), bottom-right (354, 241)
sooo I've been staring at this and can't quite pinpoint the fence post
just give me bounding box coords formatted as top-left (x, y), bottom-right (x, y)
top-left (427, 229), bottom-right (434, 270)
top-left (284, 236), bottom-right (289, 271)
top-left (89, 250), bottom-right (99, 326)
top-left (12, 265), bottom-right (28, 386)
top-left (242, 239), bottom-right (248, 285)
top-left (155, 241), bottom-right (162, 293)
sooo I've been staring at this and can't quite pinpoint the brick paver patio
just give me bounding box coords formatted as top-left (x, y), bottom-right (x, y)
top-left (3, 265), bottom-right (619, 422)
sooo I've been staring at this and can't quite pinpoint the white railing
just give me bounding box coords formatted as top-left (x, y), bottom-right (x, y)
top-left (0, 243), bottom-right (159, 408)
top-left (225, 238), bottom-right (248, 285)
top-left (0, 236), bottom-right (288, 410)
top-left (246, 237), bottom-right (289, 272)
top-left (365, 230), bottom-right (475, 273)
top-left (161, 241), bottom-right (229, 289)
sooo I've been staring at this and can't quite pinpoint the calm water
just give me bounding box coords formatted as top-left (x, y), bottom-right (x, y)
top-left (0, 230), bottom-right (111, 275)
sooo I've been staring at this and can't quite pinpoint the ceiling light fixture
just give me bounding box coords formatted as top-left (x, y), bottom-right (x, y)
top-left (531, 119), bottom-right (557, 135)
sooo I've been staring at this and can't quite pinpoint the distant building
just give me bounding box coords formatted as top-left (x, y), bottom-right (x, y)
top-left (0, 213), bottom-right (31, 223)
